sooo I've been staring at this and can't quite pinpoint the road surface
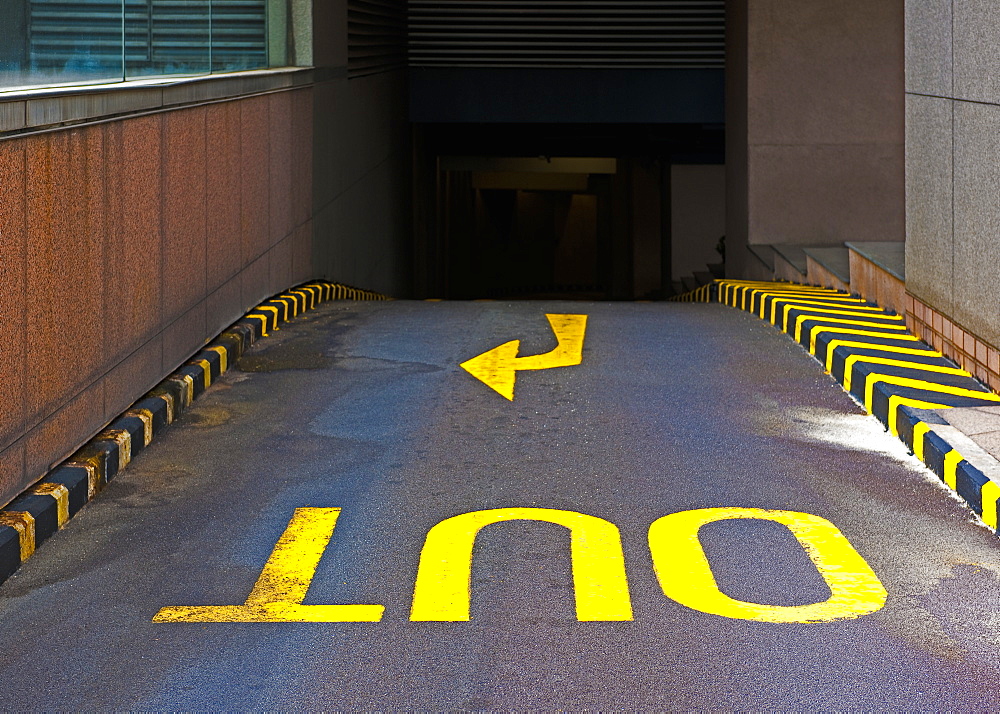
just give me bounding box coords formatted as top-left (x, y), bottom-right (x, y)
top-left (2, 300), bottom-right (1000, 709)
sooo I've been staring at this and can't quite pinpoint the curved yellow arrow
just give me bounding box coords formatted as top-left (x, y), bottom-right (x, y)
top-left (460, 314), bottom-right (588, 400)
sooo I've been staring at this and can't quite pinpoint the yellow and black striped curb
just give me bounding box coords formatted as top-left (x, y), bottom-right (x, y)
top-left (0, 281), bottom-right (390, 585)
top-left (675, 278), bottom-right (1000, 535)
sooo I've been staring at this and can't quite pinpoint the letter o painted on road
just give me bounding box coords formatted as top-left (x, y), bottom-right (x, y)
top-left (648, 507), bottom-right (887, 623)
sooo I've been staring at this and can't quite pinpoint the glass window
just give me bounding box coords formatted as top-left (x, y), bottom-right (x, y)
top-left (0, 0), bottom-right (306, 92)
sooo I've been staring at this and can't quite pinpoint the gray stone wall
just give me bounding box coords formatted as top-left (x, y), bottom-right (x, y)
top-left (727, 0), bottom-right (904, 278)
top-left (906, 0), bottom-right (1000, 345)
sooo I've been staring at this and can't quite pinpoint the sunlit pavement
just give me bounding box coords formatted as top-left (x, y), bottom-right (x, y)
top-left (2, 300), bottom-right (1000, 709)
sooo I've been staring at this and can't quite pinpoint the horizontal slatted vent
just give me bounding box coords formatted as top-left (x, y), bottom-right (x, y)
top-left (349, 0), bottom-right (406, 78)
top-left (408, 0), bottom-right (725, 69)
top-left (27, 0), bottom-right (267, 72)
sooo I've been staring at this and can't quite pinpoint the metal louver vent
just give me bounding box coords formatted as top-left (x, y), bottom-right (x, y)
top-left (28, 0), bottom-right (267, 73)
top-left (349, 0), bottom-right (406, 78)
top-left (408, 0), bottom-right (725, 69)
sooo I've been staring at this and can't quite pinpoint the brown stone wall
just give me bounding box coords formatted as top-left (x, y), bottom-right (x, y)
top-left (0, 88), bottom-right (314, 507)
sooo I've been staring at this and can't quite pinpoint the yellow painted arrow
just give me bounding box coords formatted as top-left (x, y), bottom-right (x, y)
top-left (460, 314), bottom-right (588, 400)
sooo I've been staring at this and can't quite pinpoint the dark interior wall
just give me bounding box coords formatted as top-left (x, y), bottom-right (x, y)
top-left (310, 1), bottom-right (412, 297)
top-left (410, 68), bottom-right (724, 124)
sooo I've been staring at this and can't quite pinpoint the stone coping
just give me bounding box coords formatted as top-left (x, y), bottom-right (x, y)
top-left (803, 246), bottom-right (851, 284)
top-left (845, 241), bottom-right (906, 281)
top-left (0, 66), bottom-right (317, 135)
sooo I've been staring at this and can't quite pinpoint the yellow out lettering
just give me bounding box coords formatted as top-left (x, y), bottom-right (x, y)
top-left (153, 507), bottom-right (384, 623)
top-left (409, 507), bottom-right (633, 622)
top-left (648, 507), bottom-right (887, 623)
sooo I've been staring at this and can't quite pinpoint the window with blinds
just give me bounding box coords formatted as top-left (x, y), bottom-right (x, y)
top-left (407, 0), bottom-right (725, 70)
top-left (26, 0), bottom-right (268, 74)
top-left (348, 0), bottom-right (406, 78)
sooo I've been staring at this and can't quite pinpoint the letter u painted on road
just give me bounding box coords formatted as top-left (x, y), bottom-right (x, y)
top-left (409, 507), bottom-right (633, 621)
top-left (648, 507), bottom-right (888, 623)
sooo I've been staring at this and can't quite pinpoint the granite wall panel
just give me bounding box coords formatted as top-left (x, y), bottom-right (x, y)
top-left (953, 100), bottom-right (1000, 346)
top-left (0, 442), bottom-right (25, 506)
top-left (206, 102), bottom-right (243, 292)
top-left (25, 128), bottom-right (106, 424)
top-left (0, 139), bottom-right (27, 451)
top-left (748, 143), bottom-right (904, 244)
top-left (735, 0), bottom-right (905, 249)
top-left (205, 276), bottom-right (244, 338)
top-left (291, 221), bottom-right (313, 284)
top-left (904, 0), bottom-right (953, 96)
top-left (163, 107), bottom-right (208, 324)
top-left (953, 0), bottom-right (1000, 104)
top-left (269, 91), bottom-right (294, 246)
top-left (904, 94), bottom-right (953, 317)
top-left (241, 95), bottom-right (271, 264)
top-left (748, 0), bottom-right (904, 147)
top-left (103, 336), bottom-right (164, 420)
top-left (163, 302), bottom-right (208, 373)
top-left (269, 234), bottom-right (295, 297)
top-left (24, 383), bottom-right (104, 483)
top-left (291, 89), bottom-right (314, 229)
top-left (105, 116), bottom-right (163, 364)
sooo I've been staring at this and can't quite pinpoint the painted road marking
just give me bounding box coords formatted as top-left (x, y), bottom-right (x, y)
top-left (410, 508), bottom-right (633, 622)
top-left (153, 508), bottom-right (385, 623)
top-left (649, 508), bottom-right (887, 623)
top-left (460, 314), bottom-right (587, 400)
top-left (155, 506), bottom-right (892, 625)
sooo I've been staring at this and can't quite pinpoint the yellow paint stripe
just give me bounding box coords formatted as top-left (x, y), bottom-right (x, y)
top-left (245, 314), bottom-right (270, 337)
top-left (98, 429), bottom-right (132, 472)
top-left (774, 298), bottom-right (886, 327)
top-left (792, 310), bottom-right (903, 343)
top-left (944, 450), bottom-right (964, 490)
top-left (809, 324), bottom-right (911, 355)
top-left (158, 392), bottom-right (176, 423)
top-left (190, 359), bottom-right (212, 390)
top-left (887, 397), bottom-right (954, 436)
top-left (410, 507), bottom-right (632, 621)
top-left (258, 304), bottom-right (281, 329)
top-left (154, 507), bottom-right (384, 623)
top-left (825, 340), bottom-right (940, 373)
top-left (865, 374), bottom-right (1000, 420)
top-left (912, 422), bottom-right (931, 462)
top-left (755, 291), bottom-right (863, 315)
top-left (206, 346), bottom-right (229, 374)
top-left (0, 512), bottom-right (35, 561)
top-left (981, 480), bottom-right (1000, 530)
top-left (843, 355), bottom-right (969, 393)
top-left (125, 408), bottom-right (154, 445)
top-left (274, 297), bottom-right (295, 319)
top-left (753, 291), bottom-right (864, 318)
top-left (29, 483), bottom-right (70, 526)
top-left (290, 289), bottom-right (312, 312)
top-left (753, 290), bottom-right (864, 319)
top-left (68, 458), bottom-right (102, 498)
top-left (168, 374), bottom-right (195, 409)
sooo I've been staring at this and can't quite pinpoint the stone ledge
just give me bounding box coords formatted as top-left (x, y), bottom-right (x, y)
top-left (0, 66), bottom-right (315, 135)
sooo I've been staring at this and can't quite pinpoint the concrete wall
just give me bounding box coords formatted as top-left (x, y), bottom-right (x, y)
top-left (905, 0), bottom-right (1000, 347)
top-left (0, 89), bottom-right (314, 507)
top-left (727, 0), bottom-right (905, 276)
